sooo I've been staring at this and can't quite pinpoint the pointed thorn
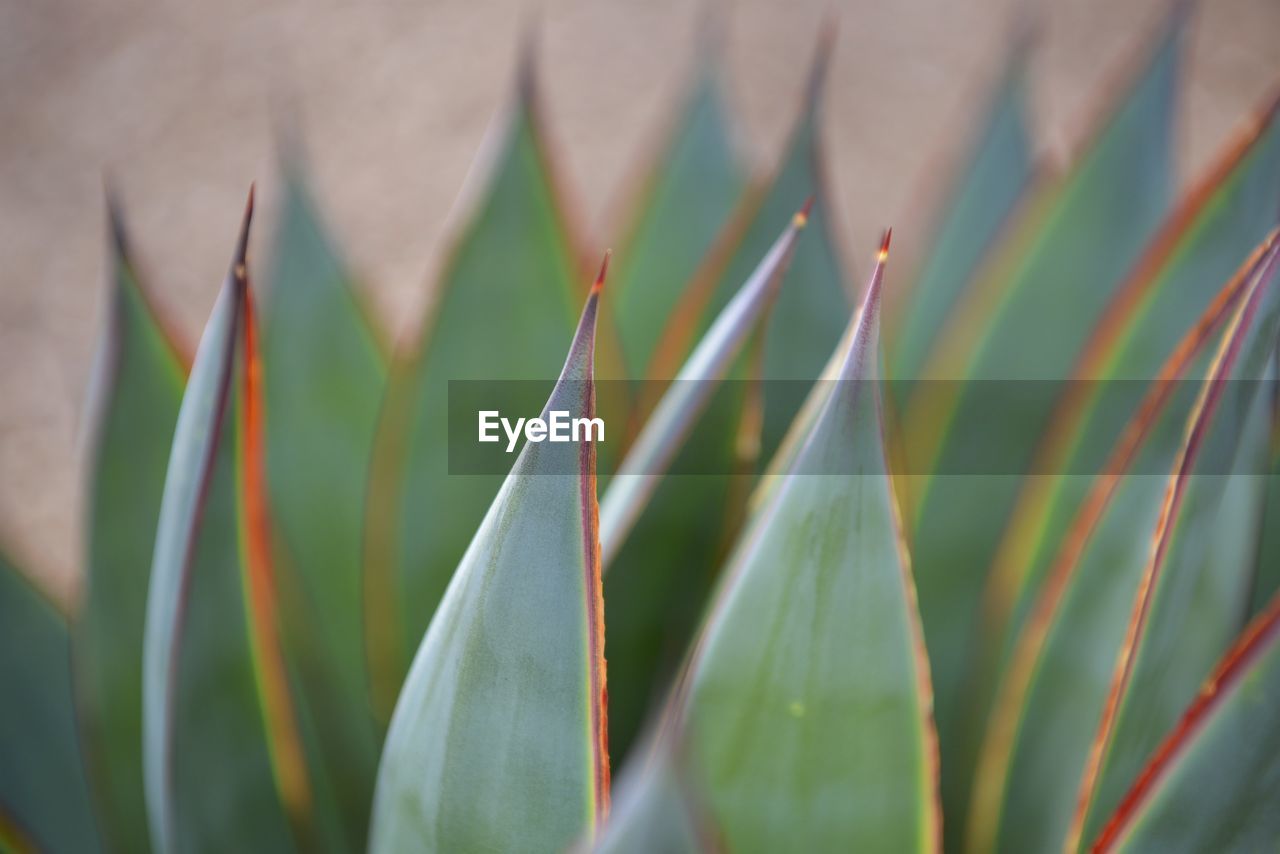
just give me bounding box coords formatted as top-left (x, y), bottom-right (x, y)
top-left (793, 195), bottom-right (816, 229)
top-left (877, 227), bottom-right (892, 263)
top-left (592, 250), bottom-right (612, 294)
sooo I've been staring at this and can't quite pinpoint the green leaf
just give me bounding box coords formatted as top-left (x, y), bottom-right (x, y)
top-left (142, 197), bottom-right (313, 852)
top-left (886, 31), bottom-right (1034, 387)
top-left (901, 12), bottom-right (1186, 837)
top-left (1088, 593), bottom-right (1280, 852)
top-left (261, 162), bottom-right (387, 845)
top-left (675, 248), bottom-right (940, 849)
top-left (601, 207), bottom-right (809, 768)
top-left (1071, 245), bottom-right (1280, 850)
top-left (363, 63), bottom-right (583, 718)
top-left (969, 233), bottom-right (1280, 854)
top-left (606, 53), bottom-right (746, 378)
top-left (684, 37), bottom-right (851, 465)
top-left (75, 204), bottom-right (185, 854)
top-left (0, 552), bottom-right (100, 853)
top-left (600, 204), bottom-right (811, 565)
top-left (1247, 368), bottom-right (1280, 616)
top-left (987, 91), bottom-right (1280, 666)
top-left (370, 274), bottom-right (607, 852)
top-left (958, 89), bottom-right (1280, 847)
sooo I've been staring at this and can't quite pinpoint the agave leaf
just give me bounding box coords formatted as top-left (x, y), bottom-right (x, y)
top-left (673, 241), bottom-right (940, 849)
top-left (1247, 369), bottom-right (1280, 615)
top-left (75, 204), bottom-right (185, 853)
top-left (607, 50), bottom-right (746, 379)
top-left (590, 734), bottom-right (713, 854)
top-left (0, 552), bottom-right (100, 853)
top-left (600, 202), bottom-right (811, 565)
top-left (886, 28), bottom-right (1035, 388)
top-left (957, 88), bottom-right (1280, 842)
top-left (370, 268), bottom-right (607, 852)
top-left (1089, 592), bottom-right (1280, 852)
top-left (363, 59), bottom-right (583, 717)
top-left (649, 34), bottom-right (849, 465)
top-left (901, 11), bottom-right (1186, 836)
top-left (987, 91), bottom-right (1280, 660)
top-left (142, 196), bottom-right (316, 852)
top-left (1070, 252), bottom-right (1280, 849)
top-left (602, 207), bottom-right (808, 767)
top-left (969, 233), bottom-right (1280, 854)
top-left (261, 161), bottom-right (386, 844)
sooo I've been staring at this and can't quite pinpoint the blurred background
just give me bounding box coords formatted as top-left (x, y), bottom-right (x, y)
top-left (2, 0), bottom-right (1277, 601)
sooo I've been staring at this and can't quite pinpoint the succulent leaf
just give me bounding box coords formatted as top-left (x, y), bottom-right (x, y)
top-left (261, 161), bottom-right (387, 845)
top-left (887, 29), bottom-right (1035, 388)
top-left (363, 63), bottom-right (583, 717)
top-left (76, 204), bottom-right (185, 854)
top-left (970, 232), bottom-right (1280, 854)
top-left (675, 242), bottom-right (940, 850)
top-left (0, 552), bottom-right (101, 854)
top-left (370, 269), bottom-right (607, 852)
top-left (602, 207), bottom-right (808, 767)
top-left (607, 54), bottom-right (746, 379)
top-left (142, 196), bottom-right (314, 852)
top-left (1071, 241), bottom-right (1280, 849)
top-left (902, 11), bottom-right (1187, 837)
top-left (1090, 589), bottom-right (1280, 851)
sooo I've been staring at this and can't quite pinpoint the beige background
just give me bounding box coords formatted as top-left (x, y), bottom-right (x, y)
top-left (2, 0), bottom-right (1277, 603)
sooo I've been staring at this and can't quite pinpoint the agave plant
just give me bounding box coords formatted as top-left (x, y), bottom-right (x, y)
top-left (4, 5), bottom-right (1280, 853)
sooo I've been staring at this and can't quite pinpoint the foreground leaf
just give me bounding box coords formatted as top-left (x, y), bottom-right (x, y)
top-left (677, 239), bottom-right (940, 849)
top-left (364, 60), bottom-right (583, 716)
top-left (1090, 590), bottom-right (1280, 851)
top-left (142, 196), bottom-right (314, 851)
top-left (0, 552), bottom-right (100, 853)
top-left (76, 203), bottom-right (185, 853)
top-left (902, 12), bottom-right (1186, 836)
top-left (262, 161), bottom-right (386, 844)
top-left (371, 265), bottom-right (607, 852)
top-left (970, 233), bottom-right (1280, 853)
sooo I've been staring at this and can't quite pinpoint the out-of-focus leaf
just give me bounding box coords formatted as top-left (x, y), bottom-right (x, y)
top-left (0, 552), bottom-right (100, 853)
top-left (75, 204), bottom-right (185, 854)
top-left (902, 12), bottom-right (1186, 837)
top-left (601, 207), bottom-right (808, 767)
top-left (1070, 255), bottom-right (1280, 849)
top-left (654, 35), bottom-right (849, 465)
top-left (142, 198), bottom-right (317, 852)
top-left (969, 234), bottom-right (1280, 854)
top-left (370, 273), bottom-right (607, 852)
top-left (886, 31), bottom-right (1035, 387)
top-left (1089, 592), bottom-right (1280, 852)
top-left (607, 55), bottom-right (745, 379)
top-left (363, 63), bottom-right (583, 718)
top-left (590, 734), bottom-right (713, 854)
top-left (261, 162), bottom-right (386, 845)
top-left (1248, 370), bottom-right (1280, 615)
top-left (958, 89), bottom-right (1280, 843)
top-left (986, 91), bottom-right (1280, 660)
top-left (675, 244), bottom-right (940, 850)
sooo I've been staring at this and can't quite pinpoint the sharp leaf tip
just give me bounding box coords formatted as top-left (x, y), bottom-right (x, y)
top-left (592, 250), bottom-right (612, 294)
